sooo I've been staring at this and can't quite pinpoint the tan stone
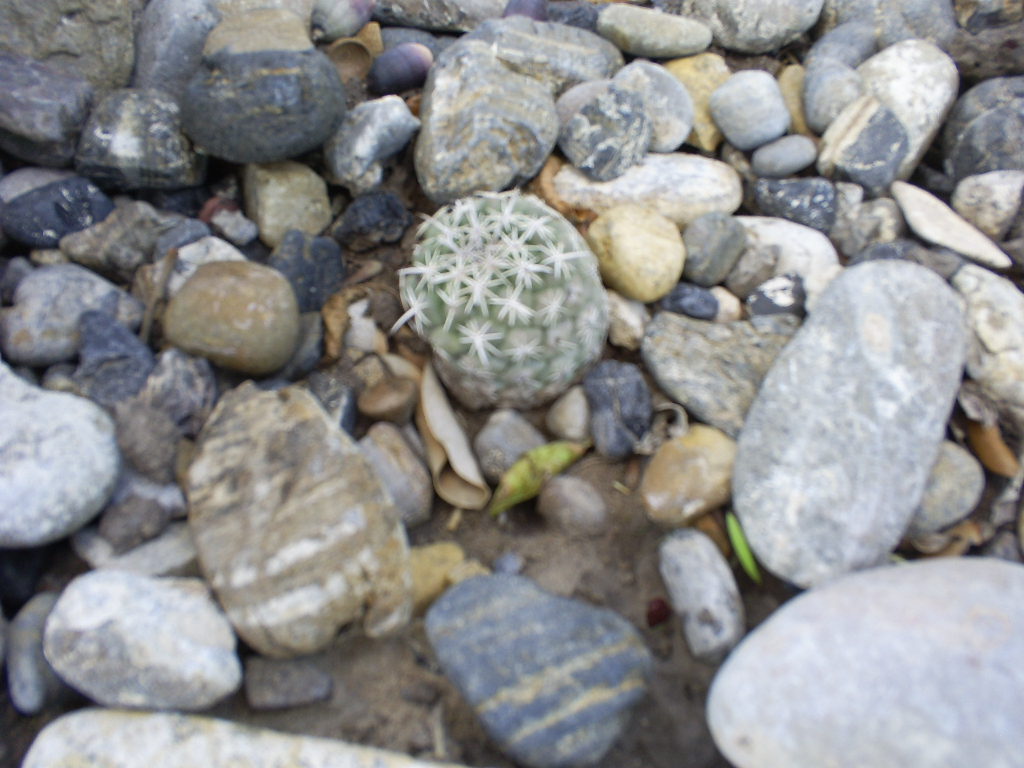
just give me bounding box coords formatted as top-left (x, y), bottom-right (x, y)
top-left (777, 64), bottom-right (812, 137)
top-left (664, 53), bottom-right (731, 152)
top-left (410, 542), bottom-right (466, 614)
top-left (640, 425), bottom-right (737, 527)
top-left (204, 8), bottom-right (312, 55)
top-left (243, 161), bottom-right (332, 248)
top-left (586, 205), bottom-right (685, 302)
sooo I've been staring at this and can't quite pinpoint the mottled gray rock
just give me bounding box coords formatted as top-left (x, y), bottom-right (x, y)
top-left (267, 230), bottom-right (346, 313)
top-left (0, 54), bottom-right (94, 167)
top-left (733, 261), bottom-right (967, 587)
top-left (244, 656), bottom-right (333, 710)
top-left (325, 96), bottom-right (420, 195)
top-left (906, 441), bottom-right (984, 538)
top-left (72, 521), bottom-right (199, 578)
top-left (817, 95), bottom-right (909, 195)
top-left (187, 383), bottom-right (412, 656)
top-left (132, 0), bottom-right (221, 100)
top-left (0, 0), bottom-right (136, 92)
top-left (642, 312), bottom-right (799, 437)
top-left (942, 76), bottom-right (1024, 182)
top-left (948, 21), bottom-right (1024, 81)
top-left (661, 282), bottom-right (719, 320)
top-left (373, 0), bottom-right (505, 32)
top-left (584, 360), bottom-right (653, 459)
top-left (708, 558), bottom-right (1024, 767)
top-left (747, 273), bottom-right (806, 317)
top-left (7, 593), bottom-right (72, 715)
top-left (536, 475), bottom-right (609, 535)
top-left (710, 71), bottom-right (790, 151)
top-left (43, 570), bottom-right (241, 709)
top-left (426, 574), bottom-right (651, 768)
top-left (71, 311), bottom-right (156, 409)
top-left (750, 135), bottom-right (818, 177)
top-left (802, 21), bottom-right (876, 134)
top-left (682, 212), bottom-right (747, 287)
top-left (658, 530), bottom-right (744, 664)
top-left (596, 5), bottom-right (711, 58)
top-left (559, 86), bottom-right (651, 181)
top-left (0, 175), bottom-right (115, 249)
top-left (754, 178), bottom-right (837, 233)
top-left (829, 181), bottom-right (906, 259)
top-left (612, 60), bottom-right (694, 153)
top-left (23, 709), bottom-right (476, 768)
top-left (96, 469), bottom-right (185, 552)
top-left (330, 191), bottom-right (414, 252)
top-left (952, 170), bottom-right (1024, 241)
top-left (414, 40), bottom-right (558, 203)
top-left (75, 89), bottom-right (205, 190)
top-left (818, 0), bottom-right (958, 50)
top-left (0, 363), bottom-right (120, 547)
top-left (134, 348), bottom-right (218, 437)
top-left (473, 409), bottom-right (546, 485)
top-left (671, 0), bottom-right (824, 53)
top-left (359, 422), bottom-right (433, 528)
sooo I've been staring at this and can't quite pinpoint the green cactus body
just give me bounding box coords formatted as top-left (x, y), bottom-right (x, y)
top-left (397, 190), bottom-right (609, 409)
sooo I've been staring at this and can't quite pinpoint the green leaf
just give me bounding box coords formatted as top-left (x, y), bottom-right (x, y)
top-left (488, 440), bottom-right (591, 517)
top-left (726, 512), bottom-right (762, 584)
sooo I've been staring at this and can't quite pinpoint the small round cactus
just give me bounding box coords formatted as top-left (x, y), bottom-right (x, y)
top-left (396, 190), bottom-right (609, 409)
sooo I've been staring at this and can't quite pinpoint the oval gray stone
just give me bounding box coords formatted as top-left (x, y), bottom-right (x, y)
top-left (425, 574), bottom-right (651, 768)
top-left (907, 440), bottom-right (984, 538)
top-left (675, 0), bottom-right (824, 53)
top-left (732, 260), bottom-right (968, 587)
top-left (750, 135), bottom-right (818, 178)
top-left (596, 4), bottom-right (712, 58)
top-left (709, 70), bottom-right (790, 152)
top-left (708, 557), bottom-right (1024, 767)
top-left (8, 593), bottom-right (71, 715)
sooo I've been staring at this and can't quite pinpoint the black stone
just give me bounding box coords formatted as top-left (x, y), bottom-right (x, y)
top-left (0, 176), bottom-right (114, 248)
top-left (583, 360), bottom-right (652, 459)
top-left (0, 545), bottom-right (55, 616)
top-left (661, 281), bottom-right (719, 320)
top-left (746, 273), bottom-right (806, 318)
top-left (558, 86), bottom-right (651, 182)
top-left (754, 177), bottom-right (838, 233)
top-left (833, 104), bottom-right (909, 195)
top-left (72, 311), bottom-right (156, 408)
top-left (267, 230), bottom-right (346, 313)
top-left (548, 1), bottom-right (599, 29)
top-left (330, 191), bottom-right (414, 252)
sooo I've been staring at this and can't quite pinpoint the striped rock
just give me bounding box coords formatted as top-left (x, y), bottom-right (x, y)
top-left (425, 575), bottom-right (651, 768)
top-left (186, 383), bottom-right (412, 658)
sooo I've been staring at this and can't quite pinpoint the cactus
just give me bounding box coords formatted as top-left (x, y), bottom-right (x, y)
top-left (396, 190), bottom-right (609, 409)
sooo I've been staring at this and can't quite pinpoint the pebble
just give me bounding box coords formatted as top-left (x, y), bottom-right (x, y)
top-left (186, 383), bottom-right (413, 655)
top-left (942, 76), bottom-right (1024, 182)
top-left (707, 558), bottom-right (1024, 767)
top-left (0, 53), bottom-right (93, 167)
top-left (162, 261), bottom-right (300, 377)
top-left (71, 310), bottom-right (156, 408)
top-left (803, 56), bottom-right (867, 136)
top-left (596, 5), bottom-right (712, 58)
top-left (244, 656), bottom-right (333, 710)
top-left (585, 205), bottom-right (686, 302)
top-left (817, 95), bottom-right (909, 195)
top-left (0, 175), bottom-right (114, 248)
top-left (181, 9), bottom-right (347, 163)
top-left (746, 273), bottom-right (806, 317)
top-left (134, 348), bottom-right (218, 438)
top-left (267, 230), bottom-right (346, 313)
top-left (641, 425), bottom-right (737, 527)
top-left (679, 0), bottom-right (823, 53)
top-left (660, 282), bottom-right (719, 320)
top-left (359, 422), bottom-right (433, 527)
top-left (733, 261), bottom-right (967, 587)
top-left (681, 211), bottom-right (747, 287)
top-left (753, 177), bottom-right (837, 233)
top-left (324, 95), bottom-right (421, 195)
top-left (72, 521), bottom-right (199, 578)
top-left (74, 88), bottom-right (205, 190)
top-left (43, 569), bottom-right (241, 709)
top-left (97, 471), bottom-right (184, 553)
top-left (829, 182), bottom-right (906, 258)
top-left (132, 0), bottom-right (220, 100)
top-left (709, 70), bottom-right (790, 152)
top-left (210, 206), bottom-right (259, 246)
top-left (409, 541), bottom-right (486, 615)
top-left (536, 475), bottom-right (609, 535)
top-left (374, 0), bottom-right (504, 32)
top-left (951, 264), bottom-right (1024, 433)
top-left (0, 362), bottom-right (120, 547)
top-left (59, 201), bottom-right (176, 283)
top-left (558, 85), bottom-right (652, 181)
top-left (750, 135), bottom-right (818, 178)
top-left (330, 191), bottom-right (414, 252)
top-left (663, 53), bottom-right (731, 152)
top-left (711, 286), bottom-right (743, 322)
top-left (658, 529), bottom-right (744, 663)
top-left (7, 593), bottom-right (72, 715)
top-left (583, 360), bottom-right (653, 459)
top-left (891, 180), bottom-right (1011, 269)
top-left (776, 64), bottom-right (811, 137)
top-left (545, 385), bottom-right (591, 443)
top-left (643, 312), bottom-right (799, 437)
top-left (357, 375), bottom-right (419, 424)
top-left (605, 290), bottom-right (649, 351)
top-left (473, 409), bottom-right (547, 485)
top-left (149, 235), bottom-right (248, 299)
top-left (611, 60), bottom-right (694, 153)
top-left (242, 161), bottom-right (333, 249)
top-left (906, 441), bottom-right (985, 539)
top-left (22, 709), bottom-right (478, 768)
top-left (951, 170), bottom-right (1024, 241)
top-left (552, 152), bottom-right (743, 228)
top-left (425, 574), bottom-right (652, 768)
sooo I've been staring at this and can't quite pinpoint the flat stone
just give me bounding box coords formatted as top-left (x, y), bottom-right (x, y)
top-left (709, 70), bottom-right (790, 151)
top-left (733, 260), bottom-right (967, 587)
top-left (243, 161), bottom-right (332, 249)
top-left (425, 574), bottom-right (651, 768)
top-left (22, 709), bottom-right (477, 768)
top-left (818, 0), bottom-right (958, 49)
top-left (43, 569), bottom-right (241, 709)
top-left (750, 135), bottom-right (818, 178)
top-left (96, 471), bottom-right (184, 553)
top-left (803, 57), bottom-right (866, 135)
top-left (673, 0), bottom-right (824, 53)
top-left (658, 529), bottom-right (744, 663)
top-left (907, 440), bottom-right (985, 538)
top-left (552, 152), bottom-right (742, 228)
top-left (324, 96), bottom-right (420, 195)
top-left (596, 5), bottom-right (711, 58)
top-left (952, 170), bottom-right (1024, 241)
top-left (642, 312), bottom-right (799, 438)
top-left (72, 521), bottom-right (200, 578)
top-left (708, 558), bottom-right (1024, 767)
top-left (7, 593), bottom-right (71, 715)
top-left (682, 211), bottom-right (747, 287)
top-left (611, 60), bottom-right (694, 153)
top-left (186, 383), bottom-right (412, 655)
top-left (777, 64), bottom-right (811, 137)
top-left (746, 273), bottom-right (806, 317)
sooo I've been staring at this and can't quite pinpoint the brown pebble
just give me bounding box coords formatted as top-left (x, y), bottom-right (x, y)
top-left (357, 376), bottom-right (419, 423)
top-left (966, 420), bottom-right (1020, 477)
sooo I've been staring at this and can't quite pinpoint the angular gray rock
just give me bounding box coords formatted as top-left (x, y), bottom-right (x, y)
top-left (43, 570), bottom-right (241, 710)
top-left (642, 312), bottom-right (800, 437)
top-left (732, 260), bottom-right (967, 587)
top-left (708, 558), bottom-right (1024, 767)
top-left (324, 96), bottom-right (420, 195)
top-left (373, 0), bottom-right (505, 32)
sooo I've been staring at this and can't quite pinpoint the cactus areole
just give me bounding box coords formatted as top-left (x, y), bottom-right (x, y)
top-left (397, 190), bottom-right (610, 409)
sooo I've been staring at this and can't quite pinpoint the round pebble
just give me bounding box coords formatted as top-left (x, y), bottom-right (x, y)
top-left (710, 70), bottom-right (790, 151)
top-left (660, 282), bottom-right (719, 320)
top-left (750, 135), bottom-right (818, 177)
top-left (536, 475), bottom-right (609, 535)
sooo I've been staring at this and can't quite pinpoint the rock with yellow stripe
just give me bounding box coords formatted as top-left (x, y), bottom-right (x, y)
top-left (425, 574), bottom-right (651, 768)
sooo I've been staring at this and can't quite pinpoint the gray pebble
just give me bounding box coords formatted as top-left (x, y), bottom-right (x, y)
top-left (359, 422), bottom-right (433, 527)
top-left (558, 85), bottom-right (652, 181)
top-left (596, 4), bottom-right (711, 58)
top-left (682, 212), bottom-right (748, 288)
top-left (660, 282), bottom-right (719, 320)
top-left (244, 656), bottom-right (333, 710)
top-left (612, 60), bottom-right (694, 153)
top-left (132, 0), bottom-right (220, 100)
top-left (324, 96), bottom-right (420, 195)
top-left (753, 177), bottom-right (837, 233)
top-left (803, 58), bottom-right (865, 135)
top-left (473, 409), bottom-right (546, 485)
top-left (545, 385), bottom-right (591, 443)
top-left (710, 70), bottom-right (790, 151)
top-left (71, 310), bottom-right (156, 409)
top-left (97, 469), bottom-right (185, 554)
top-left (750, 135), bottom-right (818, 178)
top-left (536, 475), bottom-right (609, 535)
top-left (942, 76), bottom-right (1024, 182)
top-left (583, 360), bottom-right (652, 459)
top-left (7, 593), bottom-right (74, 715)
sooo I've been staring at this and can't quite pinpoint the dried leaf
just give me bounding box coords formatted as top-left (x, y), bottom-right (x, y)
top-left (966, 420), bottom-right (1021, 478)
top-left (489, 440), bottom-right (591, 517)
top-left (725, 512), bottom-right (762, 584)
top-left (416, 363), bottom-right (490, 510)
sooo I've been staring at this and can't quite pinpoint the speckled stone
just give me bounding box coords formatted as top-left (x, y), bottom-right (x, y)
top-left (733, 260), bottom-right (967, 587)
top-left (682, 212), bottom-right (747, 287)
top-left (663, 53), bottom-right (731, 152)
top-left (750, 135), bottom-right (818, 178)
top-left (817, 95), bottom-right (909, 195)
top-left (709, 70), bottom-right (790, 151)
top-left (558, 86), bottom-right (651, 181)
top-left (596, 5), bottom-right (711, 58)
top-left (331, 191), bottom-right (413, 252)
top-left (818, 0), bottom-right (958, 50)
top-left (583, 360), bottom-right (653, 459)
top-left (243, 161), bottom-right (333, 249)
top-left (611, 60), bottom-right (694, 153)
top-left (746, 273), bottom-right (806, 317)
top-left (0, 176), bottom-right (114, 249)
top-left (374, 0), bottom-right (505, 32)
top-left (672, 0), bottom-right (824, 53)
top-left (753, 177), bottom-right (837, 233)
top-left (187, 383), bottom-right (412, 655)
top-left (425, 574), bottom-right (651, 768)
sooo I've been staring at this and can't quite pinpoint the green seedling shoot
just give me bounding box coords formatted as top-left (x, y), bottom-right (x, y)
top-left (726, 511), bottom-right (762, 584)
top-left (489, 440), bottom-right (591, 516)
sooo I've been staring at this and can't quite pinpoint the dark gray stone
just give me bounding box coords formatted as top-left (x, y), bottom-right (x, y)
top-left (642, 312), bottom-right (799, 438)
top-left (0, 54), bottom-right (94, 167)
top-left (0, 547), bottom-right (54, 615)
top-left (583, 360), bottom-right (652, 459)
top-left (134, 348), bottom-right (217, 437)
top-left (0, 257), bottom-right (32, 304)
top-left (379, 26), bottom-right (459, 58)
top-left (558, 86), bottom-right (651, 181)
top-left (942, 77), bottom-right (1024, 182)
top-left (132, 0), bottom-right (220, 100)
top-left (682, 212), bottom-right (747, 287)
top-left (820, 97), bottom-right (909, 195)
top-left (330, 191), bottom-right (413, 252)
top-left (97, 470), bottom-right (183, 553)
top-left (72, 311), bottom-right (156, 408)
top-left (267, 230), bottom-right (346, 313)
top-left (732, 260), bottom-right (967, 587)
top-left (75, 88), bottom-right (205, 190)
top-left (425, 574), bottom-right (651, 768)
top-left (373, 0), bottom-right (506, 32)
top-left (906, 440), bottom-right (984, 538)
top-left (324, 96), bottom-right (420, 195)
top-left (754, 177), bottom-right (837, 233)
top-left (819, 0), bottom-right (958, 50)
top-left (244, 656), bottom-right (333, 710)
top-left (0, 177), bottom-right (115, 248)
top-left (746, 273), bottom-right (806, 317)
top-left (805, 19), bottom-right (877, 68)
top-left (660, 282), bottom-right (719, 320)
